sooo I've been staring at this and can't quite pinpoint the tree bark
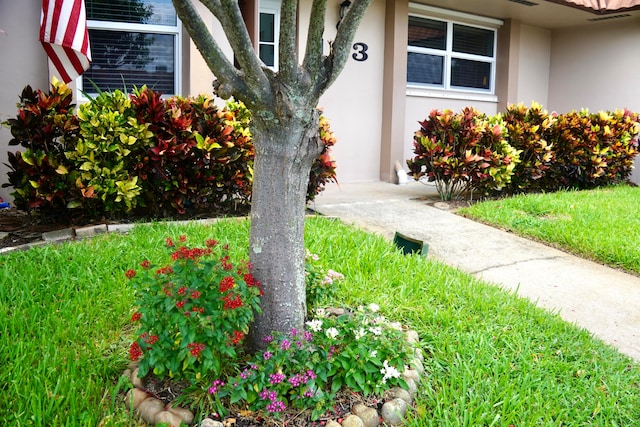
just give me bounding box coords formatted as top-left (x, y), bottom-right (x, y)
top-left (247, 108), bottom-right (323, 350)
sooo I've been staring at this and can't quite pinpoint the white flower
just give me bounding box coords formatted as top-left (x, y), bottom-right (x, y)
top-left (327, 269), bottom-right (344, 280)
top-left (325, 327), bottom-right (339, 339)
top-left (368, 303), bottom-right (380, 313)
top-left (354, 328), bottom-right (367, 340)
top-left (369, 350), bottom-right (378, 358)
top-left (373, 315), bottom-right (386, 324)
top-left (380, 360), bottom-right (401, 384)
top-left (315, 308), bottom-right (327, 318)
top-left (369, 326), bottom-right (382, 336)
top-left (388, 322), bottom-right (403, 331)
top-left (306, 319), bottom-right (323, 332)
top-left (321, 276), bottom-right (333, 285)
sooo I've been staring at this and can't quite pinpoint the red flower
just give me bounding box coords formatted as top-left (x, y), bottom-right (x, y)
top-left (191, 290), bottom-right (201, 299)
top-left (205, 239), bottom-right (218, 248)
top-left (178, 286), bottom-right (187, 296)
top-left (231, 330), bottom-right (244, 345)
top-left (139, 260), bottom-right (151, 269)
top-left (129, 341), bottom-right (143, 361)
top-left (176, 300), bottom-right (186, 309)
top-left (221, 255), bottom-right (233, 271)
top-left (145, 334), bottom-right (159, 346)
top-left (165, 237), bottom-right (175, 247)
top-left (179, 235), bottom-right (187, 242)
top-left (187, 342), bottom-right (206, 357)
top-left (131, 312), bottom-right (142, 322)
top-left (125, 269), bottom-right (136, 279)
top-left (156, 266), bottom-right (174, 276)
top-left (223, 294), bottom-right (243, 310)
top-left (219, 276), bottom-right (235, 293)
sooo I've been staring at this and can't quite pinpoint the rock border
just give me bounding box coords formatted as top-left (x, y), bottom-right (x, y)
top-left (123, 329), bottom-right (424, 427)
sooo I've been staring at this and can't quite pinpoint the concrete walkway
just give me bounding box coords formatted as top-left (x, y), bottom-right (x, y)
top-left (311, 181), bottom-right (640, 361)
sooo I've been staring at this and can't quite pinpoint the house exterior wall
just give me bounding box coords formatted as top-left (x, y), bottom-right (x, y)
top-left (516, 24), bottom-right (551, 107)
top-left (0, 1), bottom-right (50, 203)
top-left (548, 18), bottom-right (640, 182)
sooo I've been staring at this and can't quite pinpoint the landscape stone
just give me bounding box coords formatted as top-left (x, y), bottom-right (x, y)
top-left (168, 405), bottom-right (194, 424)
top-left (137, 397), bottom-right (164, 423)
top-left (199, 418), bottom-right (224, 427)
top-left (131, 367), bottom-right (144, 388)
top-left (386, 387), bottom-right (412, 405)
top-left (154, 410), bottom-right (183, 426)
top-left (351, 403), bottom-right (380, 427)
top-left (381, 398), bottom-right (408, 426)
top-left (125, 388), bottom-right (149, 409)
top-left (341, 414), bottom-right (364, 427)
top-left (325, 421), bottom-right (342, 427)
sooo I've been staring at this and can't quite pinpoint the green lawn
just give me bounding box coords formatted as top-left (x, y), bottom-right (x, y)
top-left (1, 217), bottom-right (638, 426)
top-left (459, 185), bottom-right (640, 275)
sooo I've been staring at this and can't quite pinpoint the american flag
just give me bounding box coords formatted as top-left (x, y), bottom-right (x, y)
top-left (40, 0), bottom-right (92, 83)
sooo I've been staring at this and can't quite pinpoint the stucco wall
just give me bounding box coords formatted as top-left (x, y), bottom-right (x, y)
top-left (315, 0), bottom-right (387, 183)
top-left (516, 24), bottom-right (551, 107)
top-left (548, 19), bottom-right (640, 113)
top-left (0, 1), bottom-right (50, 203)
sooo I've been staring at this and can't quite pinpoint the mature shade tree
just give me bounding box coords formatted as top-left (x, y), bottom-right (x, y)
top-left (171, 0), bottom-right (373, 349)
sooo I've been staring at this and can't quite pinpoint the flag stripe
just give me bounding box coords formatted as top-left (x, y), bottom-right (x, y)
top-left (40, 0), bottom-right (92, 83)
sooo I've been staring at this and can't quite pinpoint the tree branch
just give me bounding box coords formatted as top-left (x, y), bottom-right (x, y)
top-left (320, 0), bottom-right (373, 92)
top-left (171, 0), bottom-right (246, 98)
top-left (301, 0), bottom-right (327, 92)
top-left (278, 0), bottom-right (299, 86)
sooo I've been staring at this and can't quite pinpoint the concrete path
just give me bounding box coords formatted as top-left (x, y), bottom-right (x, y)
top-left (311, 181), bottom-right (640, 361)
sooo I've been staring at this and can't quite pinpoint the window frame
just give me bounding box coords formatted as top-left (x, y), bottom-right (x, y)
top-left (77, 6), bottom-right (182, 100)
top-left (259, 0), bottom-right (281, 70)
top-left (407, 7), bottom-right (500, 96)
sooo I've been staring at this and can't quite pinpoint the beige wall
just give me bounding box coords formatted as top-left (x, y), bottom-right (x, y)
top-left (0, 1), bottom-right (50, 203)
top-left (316, 0), bottom-right (387, 183)
top-left (548, 19), bottom-right (640, 113)
top-left (516, 24), bottom-right (551, 107)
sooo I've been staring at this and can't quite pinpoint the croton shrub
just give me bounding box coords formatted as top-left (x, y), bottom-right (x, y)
top-left (2, 80), bottom-right (338, 222)
top-left (407, 107), bottom-right (520, 200)
top-left (408, 103), bottom-right (640, 200)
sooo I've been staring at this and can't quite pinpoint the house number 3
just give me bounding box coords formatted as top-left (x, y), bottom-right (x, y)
top-left (352, 42), bottom-right (369, 62)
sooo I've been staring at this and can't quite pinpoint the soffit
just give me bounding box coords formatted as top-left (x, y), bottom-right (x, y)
top-left (415, 0), bottom-right (640, 29)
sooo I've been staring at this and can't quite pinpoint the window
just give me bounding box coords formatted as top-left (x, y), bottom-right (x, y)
top-left (259, 0), bottom-right (280, 69)
top-left (407, 15), bottom-right (497, 93)
top-left (81, 0), bottom-right (181, 96)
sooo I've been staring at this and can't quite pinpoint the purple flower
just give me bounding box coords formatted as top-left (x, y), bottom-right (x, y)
top-left (208, 379), bottom-right (225, 395)
top-left (307, 369), bottom-right (317, 380)
top-left (263, 351), bottom-right (273, 361)
top-left (280, 339), bottom-right (291, 351)
top-left (304, 389), bottom-right (315, 398)
top-left (259, 388), bottom-right (277, 401)
top-left (266, 400), bottom-right (287, 413)
top-left (304, 330), bottom-right (313, 341)
top-left (269, 372), bottom-right (285, 384)
top-left (263, 335), bottom-right (273, 343)
top-left (290, 327), bottom-right (298, 337)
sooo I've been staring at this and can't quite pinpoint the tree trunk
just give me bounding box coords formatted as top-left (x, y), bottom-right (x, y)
top-left (247, 109), bottom-right (323, 350)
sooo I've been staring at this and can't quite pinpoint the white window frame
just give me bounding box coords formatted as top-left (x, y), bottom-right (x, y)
top-left (259, 0), bottom-right (281, 70)
top-left (77, 10), bottom-right (182, 101)
top-left (407, 4), bottom-right (502, 96)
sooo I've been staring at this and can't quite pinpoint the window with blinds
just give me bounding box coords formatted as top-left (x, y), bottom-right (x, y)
top-left (407, 15), bottom-right (496, 93)
top-left (81, 0), bottom-right (180, 95)
top-left (259, 0), bottom-right (280, 69)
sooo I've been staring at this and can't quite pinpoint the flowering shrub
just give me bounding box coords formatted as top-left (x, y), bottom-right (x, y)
top-left (304, 250), bottom-right (343, 314)
top-left (126, 236), bottom-right (263, 381)
top-left (207, 304), bottom-right (413, 420)
top-left (407, 107), bottom-right (520, 200)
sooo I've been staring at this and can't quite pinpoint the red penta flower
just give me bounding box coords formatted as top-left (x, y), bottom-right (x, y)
top-left (129, 341), bottom-right (143, 361)
top-left (178, 286), bottom-right (187, 296)
top-left (176, 300), bottom-right (186, 309)
top-left (140, 260), bottom-right (151, 269)
top-left (131, 312), bottom-right (142, 322)
top-left (232, 330), bottom-right (244, 345)
top-left (222, 294), bottom-right (243, 310)
top-left (191, 290), bottom-right (201, 299)
top-left (221, 255), bottom-right (233, 271)
top-left (125, 269), bottom-right (136, 279)
top-left (187, 342), bottom-right (206, 357)
top-left (205, 239), bottom-right (218, 248)
top-left (156, 266), bottom-right (174, 276)
top-left (165, 237), bottom-right (175, 247)
top-left (179, 235), bottom-right (187, 242)
top-left (219, 276), bottom-right (235, 293)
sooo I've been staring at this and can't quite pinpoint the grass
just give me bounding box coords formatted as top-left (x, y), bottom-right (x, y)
top-left (1, 217), bottom-right (639, 426)
top-left (458, 185), bottom-right (640, 275)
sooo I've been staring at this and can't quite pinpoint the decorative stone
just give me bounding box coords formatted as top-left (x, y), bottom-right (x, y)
top-left (404, 330), bottom-right (419, 343)
top-left (199, 418), bottom-right (224, 427)
top-left (122, 368), bottom-right (132, 381)
top-left (403, 368), bottom-right (420, 383)
top-left (168, 405), bottom-right (194, 424)
top-left (131, 367), bottom-right (144, 388)
top-left (137, 397), bottom-right (164, 423)
top-left (326, 307), bottom-right (345, 316)
top-left (414, 348), bottom-right (424, 362)
top-left (341, 414), bottom-right (364, 427)
top-left (386, 387), bottom-right (413, 405)
top-left (325, 421), bottom-right (342, 427)
top-left (404, 378), bottom-right (418, 396)
top-left (223, 418), bottom-right (236, 427)
top-left (154, 410), bottom-right (183, 426)
top-left (409, 357), bottom-right (424, 376)
top-left (351, 403), bottom-right (380, 427)
top-left (381, 398), bottom-right (408, 426)
top-left (125, 388), bottom-right (149, 410)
